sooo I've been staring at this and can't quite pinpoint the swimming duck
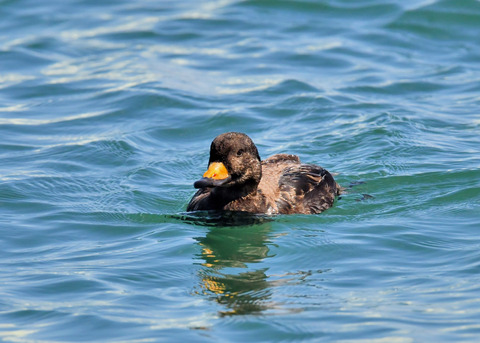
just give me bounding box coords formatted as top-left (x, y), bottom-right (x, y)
top-left (187, 132), bottom-right (340, 215)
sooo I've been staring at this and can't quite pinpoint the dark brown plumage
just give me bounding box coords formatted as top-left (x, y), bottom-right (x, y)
top-left (187, 132), bottom-right (340, 215)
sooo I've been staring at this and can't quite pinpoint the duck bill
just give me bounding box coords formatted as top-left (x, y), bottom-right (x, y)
top-left (194, 162), bottom-right (231, 189)
top-left (194, 176), bottom-right (232, 188)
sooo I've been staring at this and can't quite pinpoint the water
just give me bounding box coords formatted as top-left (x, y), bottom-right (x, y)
top-left (1, 0), bottom-right (480, 341)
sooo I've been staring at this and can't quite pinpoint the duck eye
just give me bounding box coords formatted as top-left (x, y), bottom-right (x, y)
top-left (236, 149), bottom-right (244, 156)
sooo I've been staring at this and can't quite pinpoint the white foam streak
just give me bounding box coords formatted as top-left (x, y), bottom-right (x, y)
top-left (0, 111), bottom-right (107, 126)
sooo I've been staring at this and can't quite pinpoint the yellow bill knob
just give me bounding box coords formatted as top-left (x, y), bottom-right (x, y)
top-left (203, 162), bottom-right (229, 180)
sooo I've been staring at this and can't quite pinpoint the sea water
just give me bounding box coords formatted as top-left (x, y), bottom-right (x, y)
top-left (1, 0), bottom-right (480, 341)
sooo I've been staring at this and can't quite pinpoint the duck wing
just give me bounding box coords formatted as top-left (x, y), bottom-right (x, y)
top-left (187, 188), bottom-right (212, 211)
top-left (276, 164), bottom-right (338, 214)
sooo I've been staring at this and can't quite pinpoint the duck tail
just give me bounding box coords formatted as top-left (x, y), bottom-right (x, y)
top-left (335, 182), bottom-right (343, 196)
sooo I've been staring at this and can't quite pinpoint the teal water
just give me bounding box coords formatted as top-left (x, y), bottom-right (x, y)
top-left (1, 0), bottom-right (480, 341)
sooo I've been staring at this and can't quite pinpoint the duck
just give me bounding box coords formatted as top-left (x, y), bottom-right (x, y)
top-left (187, 132), bottom-right (340, 215)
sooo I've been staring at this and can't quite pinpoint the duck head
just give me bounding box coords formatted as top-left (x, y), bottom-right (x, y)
top-left (194, 132), bottom-right (262, 192)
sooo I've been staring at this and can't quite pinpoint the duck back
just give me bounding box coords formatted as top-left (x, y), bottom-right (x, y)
top-left (223, 154), bottom-right (339, 215)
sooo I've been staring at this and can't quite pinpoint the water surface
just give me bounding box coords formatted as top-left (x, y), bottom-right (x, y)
top-left (1, 0), bottom-right (480, 342)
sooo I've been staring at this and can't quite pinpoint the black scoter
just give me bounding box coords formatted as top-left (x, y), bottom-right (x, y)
top-left (187, 132), bottom-right (340, 215)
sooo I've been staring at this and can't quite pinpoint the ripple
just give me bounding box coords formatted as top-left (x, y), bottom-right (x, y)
top-left (1, 0), bottom-right (480, 341)
top-left (0, 110), bottom-right (108, 126)
top-left (388, 0), bottom-right (480, 40)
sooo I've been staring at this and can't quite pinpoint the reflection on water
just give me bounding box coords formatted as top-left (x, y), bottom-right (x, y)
top-left (194, 218), bottom-right (275, 316)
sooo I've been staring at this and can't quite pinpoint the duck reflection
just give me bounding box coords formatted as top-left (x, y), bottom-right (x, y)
top-left (195, 219), bottom-right (275, 316)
